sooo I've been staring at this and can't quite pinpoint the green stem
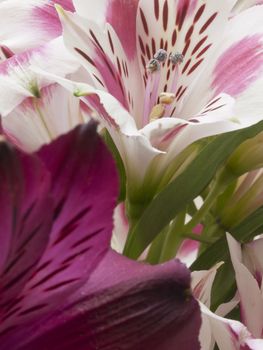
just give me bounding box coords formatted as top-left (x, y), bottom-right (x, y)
top-left (158, 211), bottom-right (186, 263)
top-left (146, 226), bottom-right (170, 264)
top-left (183, 180), bottom-right (224, 233)
top-left (182, 232), bottom-right (215, 244)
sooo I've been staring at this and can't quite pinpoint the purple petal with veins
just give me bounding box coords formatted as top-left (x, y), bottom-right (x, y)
top-left (0, 122), bottom-right (119, 345)
top-left (0, 123), bottom-right (201, 349)
top-left (0, 139), bottom-right (52, 309)
top-left (4, 250), bottom-right (201, 350)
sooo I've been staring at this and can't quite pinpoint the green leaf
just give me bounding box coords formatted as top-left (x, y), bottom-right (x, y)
top-left (102, 129), bottom-right (126, 202)
top-left (123, 121), bottom-right (263, 259)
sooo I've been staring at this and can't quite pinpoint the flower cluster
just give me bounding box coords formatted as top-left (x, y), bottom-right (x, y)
top-left (0, 0), bottom-right (263, 349)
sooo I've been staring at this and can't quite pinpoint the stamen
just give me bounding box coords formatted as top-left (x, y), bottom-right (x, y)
top-left (159, 92), bottom-right (175, 105)
top-left (154, 49), bottom-right (168, 63)
top-left (143, 50), bottom-right (174, 125)
top-left (169, 52), bottom-right (184, 92)
top-left (143, 71), bottom-right (155, 126)
top-left (166, 52), bottom-right (184, 117)
top-left (143, 50), bottom-right (167, 126)
top-left (149, 103), bottom-right (165, 122)
top-left (169, 52), bottom-right (184, 65)
top-left (146, 58), bottom-right (160, 73)
top-left (150, 92), bottom-right (175, 122)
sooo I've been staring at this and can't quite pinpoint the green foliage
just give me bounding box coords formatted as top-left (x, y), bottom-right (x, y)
top-left (124, 121), bottom-right (263, 259)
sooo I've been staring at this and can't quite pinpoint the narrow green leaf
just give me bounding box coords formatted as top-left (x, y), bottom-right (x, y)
top-left (124, 121), bottom-right (263, 259)
top-left (102, 129), bottom-right (126, 202)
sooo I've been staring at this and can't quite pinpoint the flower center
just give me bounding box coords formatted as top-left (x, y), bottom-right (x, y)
top-left (143, 49), bottom-right (184, 126)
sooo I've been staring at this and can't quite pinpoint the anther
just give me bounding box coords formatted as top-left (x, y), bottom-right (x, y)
top-left (159, 92), bottom-right (175, 105)
top-left (149, 104), bottom-right (165, 122)
top-left (146, 58), bottom-right (160, 73)
top-left (169, 52), bottom-right (184, 65)
top-left (154, 49), bottom-right (168, 63)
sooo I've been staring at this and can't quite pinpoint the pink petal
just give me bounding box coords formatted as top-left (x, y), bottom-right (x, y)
top-left (182, 5), bottom-right (263, 123)
top-left (5, 250), bottom-right (201, 350)
top-left (176, 224), bottom-right (202, 266)
top-left (0, 0), bottom-right (74, 55)
top-left (57, 6), bottom-right (145, 121)
top-left (106, 0), bottom-right (139, 59)
top-left (0, 123), bottom-right (119, 341)
top-left (72, 1), bottom-right (139, 59)
top-left (212, 34), bottom-right (263, 97)
top-left (0, 138), bottom-right (52, 321)
top-left (33, 0), bottom-right (75, 39)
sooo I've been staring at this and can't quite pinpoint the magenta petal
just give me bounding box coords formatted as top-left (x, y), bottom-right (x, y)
top-left (0, 123), bottom-right (119, 345)
top-left (16, 123), bottom-right (118, 311)
top-left (13, 250), bottom-right (201, 350)
top-left (18, 122), bottom-right (119, 304)
top-left (0, 139), bottom-right (52, 309)
top-left (106, 0), bottom-right (139, 59)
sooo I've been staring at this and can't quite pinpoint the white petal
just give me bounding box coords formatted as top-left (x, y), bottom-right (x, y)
top-left (31, 70), bottom-right (162, 184)
top-left (243, 237), bottom-right (263, 284)
top-left (192, 262), bottom-right (224, 308)
top-left (3, 84), bottom-right (85, 151)
top-left (0, 37), bottom-right (79, 116)
top-left (57, 6), bottom-right (144, 125)
top-left (227, 233), bottom-right (263, 337)
top-left (137, 0), bottom-right (236, 119)
top-left (111, 203), bottom-right (129, 254)
top-left (182, 5), bottom-right (263, 125)
top-left (232, 0), bottom-right (263, 14)
top-left (200, 303), bottom-right (263, 350)
top-left (0, 0), bottom-right (58, 54)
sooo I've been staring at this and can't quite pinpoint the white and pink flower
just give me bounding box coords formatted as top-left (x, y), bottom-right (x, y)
top-left (43, 0), bottom-right (263, 194)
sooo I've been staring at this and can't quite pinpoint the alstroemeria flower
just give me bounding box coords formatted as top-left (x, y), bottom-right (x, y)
top-left (0, 36), bottom-right (91, 150)
top-left (0, 1), bottom-right (95, 150)
top-left (47, 0), bottom-right (263, 194)
top-left (0, 122), bottom-right (201, 349)
top-left (191, 260), bottom-right (263, 349)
